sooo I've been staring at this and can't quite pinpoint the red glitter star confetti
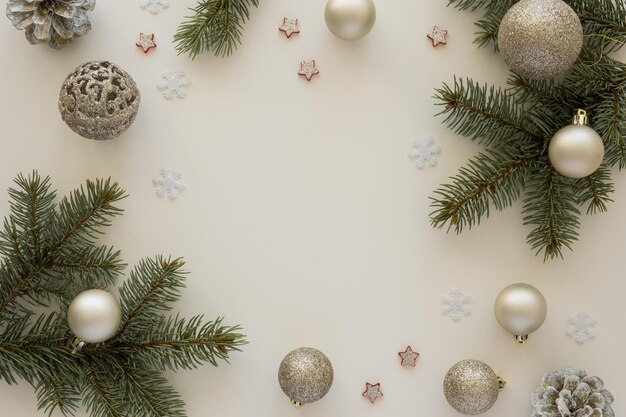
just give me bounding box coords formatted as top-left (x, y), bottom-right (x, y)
top-left (279, 17), bottom-right (300, 38)
top-left (398, 346), bottom-right (420, 367)
top-left (136, 33), bottom-right (157, 53)
top-left (427, 26), bottom-right (448, 47)
top-left (298, 60), bottom-right (319, 81)
top-left (362, 382), bottom-right (383, 404)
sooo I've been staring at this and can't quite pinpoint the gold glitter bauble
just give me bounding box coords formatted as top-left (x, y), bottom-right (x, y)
top-left (498, 0), bottom-right (583, 80)
top-left (444, 359), bottom-right (503, 415)
top-left (324, 0), bottom-right (376, 41)
top-left (59, 61), bottom-right (141, 140)
top-left (278, 347), bottom-right (334, 406)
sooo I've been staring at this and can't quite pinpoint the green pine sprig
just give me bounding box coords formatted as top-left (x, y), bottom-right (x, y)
top-left (432, 0), bottom-right (626, 260)
top-left (0, 172), bottom-right (247, 417)
top-left (174, 0), bottom-right (260, 59)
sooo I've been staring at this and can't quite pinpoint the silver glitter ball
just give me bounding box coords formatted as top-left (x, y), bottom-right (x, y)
top-left (498, 0), bottom-right (583, 80)
top-left (278, 347), bottom-right (334, 406)
top-left (444, 359), bottom-right (503, 415)
top-left (59, 61), bottom-right (141, 140)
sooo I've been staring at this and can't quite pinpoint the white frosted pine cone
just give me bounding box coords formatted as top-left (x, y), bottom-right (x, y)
top-left (6, 0), bottom-right (95, 49)
top-left (531, 368), bottom-right (614, 417)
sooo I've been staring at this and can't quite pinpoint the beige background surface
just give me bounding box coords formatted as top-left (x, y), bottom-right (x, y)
top-left (0, 0), bottom-right (624, 416)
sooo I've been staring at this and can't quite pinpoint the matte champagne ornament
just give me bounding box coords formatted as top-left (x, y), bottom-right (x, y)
top-left (324, 0), bottom-right (376, 41)
top-left (549, 109), bottom-right (605, 178)
top-left (67, 289), bottom-right (122, 344)
top-left (278, 347), bottom-right (334, 407)
top-left (494, 283), bottom-right (547, 344)
top-left (444, 359), bottom-right (506, 415)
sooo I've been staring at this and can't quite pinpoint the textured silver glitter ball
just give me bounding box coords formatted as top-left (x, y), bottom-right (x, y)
top-left (498, 0), bottom-right (583, 79)
top-left (278, 347), bottom-right (334, 406)
top-left (59, 61), bottom-right (141, 140)
top-left (444, 359), bottom-right (503, 415)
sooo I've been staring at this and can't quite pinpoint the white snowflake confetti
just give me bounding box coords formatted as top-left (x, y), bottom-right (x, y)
top-left (153, 168), bottom-right (186, 200)
top-left (157, 70), bottom-right (191, 100)
top-left (566, 311), bottom-right (597, 344)
top-left (441, 288), bottom-right (471, 321)
top-left (408, 136), bottom-right (441, 169)
top-left (140, 0), bottom-right (169, 14)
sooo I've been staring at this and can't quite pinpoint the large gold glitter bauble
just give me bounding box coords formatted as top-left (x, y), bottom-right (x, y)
top-left (59, 61), bottom-right (141, 140)
top-left (498, 0), bottom-right (583, 80)
top-left (444, 359), bottom-right (504, 415)
top-left (324, 0), bottom-right (376, 41)
top-left (278, 347), bottom-right (334, 406)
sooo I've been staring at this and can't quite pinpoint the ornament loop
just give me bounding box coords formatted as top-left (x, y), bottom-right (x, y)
top-left (515, 334), bottom-right (528, 344)
top-left (497, 376), bottom-right (507, 391)
top-left (291, 400), bottom-right (304, 408)
top-left (573, 109), bottom-right (588, 125)
top-left (69, 337), bottom-right (86, 355)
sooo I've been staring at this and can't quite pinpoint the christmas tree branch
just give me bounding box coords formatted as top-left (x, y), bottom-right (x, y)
top-left (573, 165), bottom-right (614, 214)
top-left (116, 257), bottom-right (186, 340)
top-left (174, 0), bottom-right (260, 59)
top-left (523, 159), bottom-right (581, 259)
top-left (431, 147), bottom-right (534, 232)
top-left (435, 77), bottom-right (545, 146)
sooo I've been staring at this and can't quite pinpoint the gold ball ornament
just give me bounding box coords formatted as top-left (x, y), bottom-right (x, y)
top-left (549, 109), bottom-right (605, 178)
top-left (498, 0), bottom-right (583, 79)
top-left (324, 0), bottom-right (376, 41)
top-left (67, 289), bottom-right (122, 344)
top-left (444, 359), bottom-right (505, 415)
top-left (59, 61), bottom-right (141, 140)
top-left (494, 283), bottom-right (547, 344)
top-left (278, 347), bottom-right (334, 407)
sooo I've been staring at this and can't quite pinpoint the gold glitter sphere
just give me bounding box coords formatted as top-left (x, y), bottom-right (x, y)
top-left (498, 0), bottom-right (583, 80)
top-left (278, 347), bottom-right (334, 406)
top-left (444, 359), bottom-right (504, 415)
top-left (59, 61), bottom-right (141, 140)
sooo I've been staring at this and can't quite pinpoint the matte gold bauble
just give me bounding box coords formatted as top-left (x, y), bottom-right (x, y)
top-left (67, 289), bottom-right (122, 344)
top-left (324, 0), bottom-right (376, 41)
top-left (494, 283), bottom-right (547, 344)
top-left (549, 109), bottom-right (604, 178)
top-left (278, 347), bottom-right (334, 407)
top-left (498, 0), bottom-right (583, 79)
top-left (444, 359), bottom-right (505, 415)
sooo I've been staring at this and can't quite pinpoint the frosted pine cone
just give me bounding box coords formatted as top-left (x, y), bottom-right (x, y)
top-left (6, 0), bottom-right (95, 49)
top-left (531, 368), bottom-right (614, 417)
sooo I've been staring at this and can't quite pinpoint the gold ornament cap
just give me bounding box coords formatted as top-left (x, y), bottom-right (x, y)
top-left (573, 109), bottom-right (588, 126)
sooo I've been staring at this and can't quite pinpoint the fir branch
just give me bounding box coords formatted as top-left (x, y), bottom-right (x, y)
top-left (174, 0), bottom-right (260, 59)
top-left (0, 176), bottom-right (126, 318)
top-left (573, 165), bottom-right (614, 214)
top-left (431, 147), bottom-right (535, 232)
top-left (435, 77), bottom-right (545, 147)
top-left (116, 257), bottom-right (186, 340)
top-left (523, 158), bottom-right (581, 260)
top-left (114, 315), bottom-right (246, 372)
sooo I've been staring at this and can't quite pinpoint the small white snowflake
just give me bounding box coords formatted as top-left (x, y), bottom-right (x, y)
top-left (153, 168), bottom-right (186, 200)
top-left (157, 70), bottom-right (191, 100)
top-left (566, 311), bottom-right (597, 344)
top-left (441, 288), bottom-right (471, 321)
top-left (408, 136), bottom-right (441, 169)
top-left (140, 0), bottom-right (169, 14)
